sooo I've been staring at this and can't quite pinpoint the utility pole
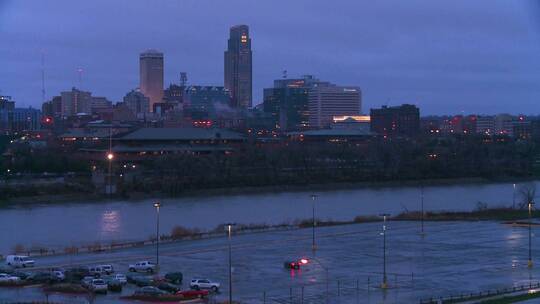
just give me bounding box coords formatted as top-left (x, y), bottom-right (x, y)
top-left (380, 213), bottom-right (390, 289)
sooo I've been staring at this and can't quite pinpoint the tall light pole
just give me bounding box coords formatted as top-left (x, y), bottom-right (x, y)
top-left (311, 194), bottom-right (318, 251)
top-left (106, 152), bottom-right (113, 195)
top-left (529, 201), bottom-right (534, 268)
top-left (106, 126), bottom-right (113, 196)
top-left (513, 183), bottom-right (516, 209)
top-left (154, 202), bottom-right (161, 266)
top-left (380, 213), bottom-right (390, 289)
top-left (225, 223), bottom-right (236, 304)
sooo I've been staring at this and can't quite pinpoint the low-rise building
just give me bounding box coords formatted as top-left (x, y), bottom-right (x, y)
top-left (370, 104), bottom-right (420, 137)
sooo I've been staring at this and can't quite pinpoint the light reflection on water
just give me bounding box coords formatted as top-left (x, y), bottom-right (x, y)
top-left (100, 210), bottom-right (120, 237)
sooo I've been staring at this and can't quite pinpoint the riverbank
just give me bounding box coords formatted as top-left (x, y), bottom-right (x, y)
top-left (0, 176), bottom-right (535, 207)
top-left (6, 207), bottom-right (536, 258)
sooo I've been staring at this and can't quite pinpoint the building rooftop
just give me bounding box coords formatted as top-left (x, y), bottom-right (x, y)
top-left (59, 129), bottom-right (111, 139)
top-left (288, 129), bottom-right (374, 137)
top-left (81, 144), bottom-right (234, 153)
top-left (118, 127), bottom-right (245, 141)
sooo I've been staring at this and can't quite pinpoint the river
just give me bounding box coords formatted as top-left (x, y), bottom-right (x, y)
top-left (0, 180), bottom-right (534, 254)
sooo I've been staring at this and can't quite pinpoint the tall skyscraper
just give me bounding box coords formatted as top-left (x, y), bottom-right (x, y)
top-left (140, 49), bottom-right (164, 112)
top-left (224, 25), bottom-right (252, 109)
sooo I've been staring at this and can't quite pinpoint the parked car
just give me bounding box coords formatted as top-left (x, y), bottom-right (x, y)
top-left (28, 272), bottom-right (60, 284)
top-left (155, 281), bottom-right (180, 293)
top-left (81, 276), bottom-right (95, 288)
top-left (128, 261), bottom-right (156, 273)
top-left (190, 278), bottom-right (220, 292)
top-left (127, 274), bottom-right (153, 287)
top-left (134, 286), bottom-right (167, 297)
top-left (65, 267), bottom-right (90, 281)
top-left (111, 273), bottom-right (127, 284)
top-left (51, 270), bottom-right (65, 281)
top-left (107, 279), bottom-right (123, 292)
top-left (88, 278), bottom-right (108, 294)
top-left (176, 289), bottom-right (209, 299)
top-left (10, 271), bottom-right (31, 280)
top-left (164, 272), bottom-right (183, 284)
top-left (88, 266), bottom-right (106, 277)
top-left (5, 255), bottom-right (35, 268)
top-left (100, 265), bottom-right (114, 275)
top-left (0, 273), bottom-right (20, 283)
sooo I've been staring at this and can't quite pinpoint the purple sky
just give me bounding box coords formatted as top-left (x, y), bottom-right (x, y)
top-left (1, 0), bottom-right (539, 115)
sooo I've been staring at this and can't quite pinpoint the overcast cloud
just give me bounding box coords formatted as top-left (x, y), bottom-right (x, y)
top-left (1, 0), bottom-right (539, 114)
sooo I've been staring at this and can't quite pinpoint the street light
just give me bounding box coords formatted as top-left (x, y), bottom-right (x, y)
top-left (225, 223), bottom-right (236, 304)
top-left (311, 194), bottom-right (318, 251)
top-left (106, 152), bottom-right (114, 195)
top-left (529, 201), bottom-right (534, 268)
top-left (154, 202), bottom-right (161, 266)
top-left (513, 183), bottom-right (516, 210)
top-left (380, 213), bottom-right (390, 289)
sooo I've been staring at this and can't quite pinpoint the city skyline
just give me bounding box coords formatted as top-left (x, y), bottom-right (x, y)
top-left (1, 0), bottom-right (540, 114)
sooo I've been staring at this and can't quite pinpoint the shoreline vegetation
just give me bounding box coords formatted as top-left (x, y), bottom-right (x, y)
top-left (6, 207), bottom-right (538, 258)
top-left (0, 176), bottom-right (537, 206)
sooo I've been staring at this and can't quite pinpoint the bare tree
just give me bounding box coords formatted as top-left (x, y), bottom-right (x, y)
top-left (518, 183), bottom-right (537, 210)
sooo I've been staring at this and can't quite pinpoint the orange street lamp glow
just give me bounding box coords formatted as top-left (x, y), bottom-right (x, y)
top-left (107, 153), bottom-right (114, 160)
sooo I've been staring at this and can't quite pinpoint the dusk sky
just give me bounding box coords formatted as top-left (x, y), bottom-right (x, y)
top-left (1, 0), bottom-right (539, 114)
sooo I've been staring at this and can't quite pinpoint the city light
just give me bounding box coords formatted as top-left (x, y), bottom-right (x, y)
top-left (107, 153), bottom-right (114, 160)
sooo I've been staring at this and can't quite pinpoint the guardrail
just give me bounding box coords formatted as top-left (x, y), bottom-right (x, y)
top-left (419, 282), bottom-right (540, 304)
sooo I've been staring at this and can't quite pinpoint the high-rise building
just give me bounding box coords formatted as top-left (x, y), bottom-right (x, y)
top-left (0, 95), bottom-right (15, 132)
top-left (60, 87), bottom-right (92, 117)
top-left (140, 49), bottom-right (164, 112)
top-left (308, 86), bottom-right (362, 129)
top-left (11, 107), bottom-right (42, 132)
top-left (224, 25), bottom-right (252, 109)
top-left (123, 89), bottom-right (150, 119)
top-left (263, 75), bottom-right (323, 131)
top-left (370, 104), bottom-right (420, 137)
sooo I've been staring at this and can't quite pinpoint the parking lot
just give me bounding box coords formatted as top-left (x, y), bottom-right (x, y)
top-left (1, 220), bottom-right (539, 303)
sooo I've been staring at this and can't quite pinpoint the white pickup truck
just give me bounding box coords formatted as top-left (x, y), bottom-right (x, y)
top-left (128, 261), bottom-right (156, 273)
